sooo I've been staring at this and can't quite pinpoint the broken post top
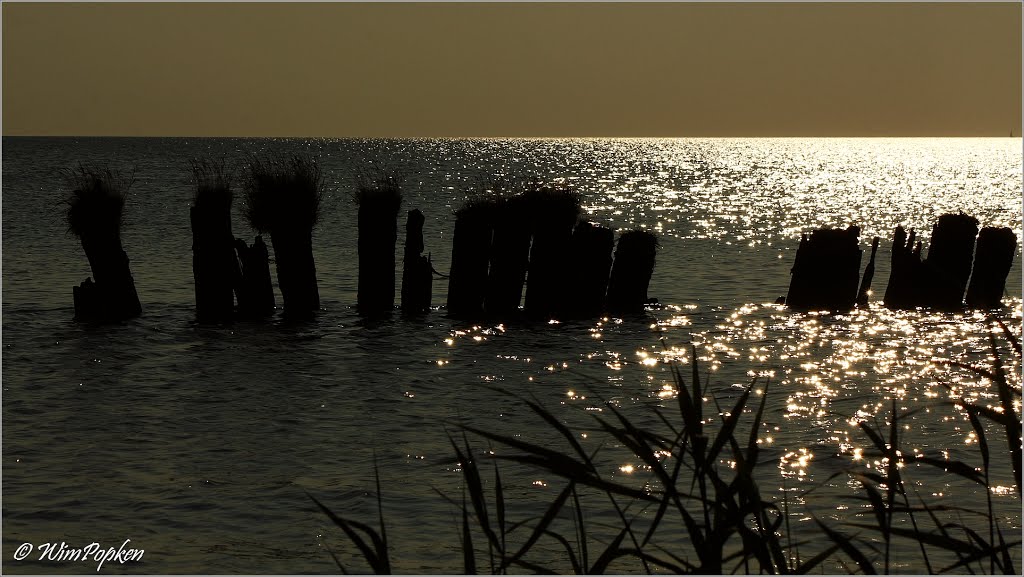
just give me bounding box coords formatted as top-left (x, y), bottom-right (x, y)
top-left (615, 229), bottom-right (659, 255)
top-left (807, 225), bottom-right (860, 246)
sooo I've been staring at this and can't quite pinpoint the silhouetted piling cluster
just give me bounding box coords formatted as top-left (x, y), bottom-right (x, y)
top-left (884, 213), bottom-right (1016, 311)
top-left (786, 212), bottom-right (1017, 313)
top-left (65, 155), bottom-right (1016, 325)
top-left (446, 185), bottom-right (658, 320)
top-left (65, 166), bottom-right (142, 322)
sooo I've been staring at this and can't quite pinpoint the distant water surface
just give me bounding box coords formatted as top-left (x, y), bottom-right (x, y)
top-left (3, 137), bottom-right (1021, 573)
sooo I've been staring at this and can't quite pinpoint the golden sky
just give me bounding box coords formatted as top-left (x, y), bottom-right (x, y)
top-left (3, 2), bottom-right (1021, 137)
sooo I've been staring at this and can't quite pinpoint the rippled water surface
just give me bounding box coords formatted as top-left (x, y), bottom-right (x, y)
top-left (3, 138), bottom-right (1021, 573)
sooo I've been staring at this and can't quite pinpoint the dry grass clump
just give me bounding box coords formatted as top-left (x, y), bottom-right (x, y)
top-left (190, 158), bottom-right (233, 210)
top-left (64, 164), bottom-right (133, 239)
top-left (354, 168), bottom-right (403, 210)
top-left (243, 155), bottom-right (324, 234)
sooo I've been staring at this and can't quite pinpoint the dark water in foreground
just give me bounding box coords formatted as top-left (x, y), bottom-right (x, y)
top-left (2, 137), bottom-right (1021, 573)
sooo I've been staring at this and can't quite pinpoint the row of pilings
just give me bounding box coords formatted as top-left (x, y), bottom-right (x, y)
top-left (446, 186), bottom-right (658, 320)
top-left (785, 212), bottom-right (1017, 313)
top-left (66, 160), bottom-right (1015, 323)
top-left (67, 161), bottom-right (659, 323)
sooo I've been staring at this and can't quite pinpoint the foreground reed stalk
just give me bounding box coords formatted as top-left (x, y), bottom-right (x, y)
top-left (243, 156), bottom-right (323, 318)
top-left (65, 165), bottom-right (142, 322)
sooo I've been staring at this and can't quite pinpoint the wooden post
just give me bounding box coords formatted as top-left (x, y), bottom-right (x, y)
top-left (235, 236), bottom-right (275, 318)
top-left (65, 166), bottom-right (142, 322)
top-left (447, 201), bottom-right (494, 318)
top-left (356, 181), bottom-right (402, 315)
top-left (524, 187), bottom-right (581, 318)
top-left (966, 226), bottom-right (1017, 309)
top-left (856, 236), bottom-right (880, 307)
top-left (189, 162), bottom-right (240, 322)
top-left (243, 156), bottom-right (323, 319)
top-left (567, 220), bottom-right (614, 318)
top-left (921, 213), bottom-right (979, 311)
top-left (785, 226), bottom-right (862, 312)
top-left (401, 209), bottom-right (432, 314)
top-left (484, 196), bottom-right (531, 317)
top-left (607, 230), bottom-right (659, 314)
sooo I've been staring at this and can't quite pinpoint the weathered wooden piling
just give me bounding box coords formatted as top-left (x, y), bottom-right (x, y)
top-left (567, 220), bottom-right (614, 317)
top-left (966, 226), bottom-right (1018, 309)
top-left (523, 187), bottom-right (582, 318)
top-left (884, 226), bottom-right (923, 309)
top-left (921, 213), bottom-right (979, 311)
top-left (65, 165), bottom-right (142, 322)
top-left (447, 200), bottom-right (494, 318)
top-left (856, 236), bottom-right (880, 308)
top-left (355, 176), bottom-right (403, 315)
top-left (606, 229), bottom-right (659, 314)
top-left (785, 226), bottom-right (862, 312)
top-left (243, 156), bottom-right (323, 319)
top-left (401, 209), bottom-right (432, 314)
top-left (484, 196), bottom-right (531, 316)
top-left (234, 236), bottom-right (275, 318)
top-left (189, 160), bottom-right (239, 322)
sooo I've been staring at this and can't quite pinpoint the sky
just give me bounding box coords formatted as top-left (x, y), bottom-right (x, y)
top-left (3, 2), bottom-right (1021, 137)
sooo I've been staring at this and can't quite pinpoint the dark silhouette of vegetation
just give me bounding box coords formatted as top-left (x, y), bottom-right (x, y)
top-left (64, 164), bottom-right (142, 322)
top-left (243, 155), bottom-right (323, 318)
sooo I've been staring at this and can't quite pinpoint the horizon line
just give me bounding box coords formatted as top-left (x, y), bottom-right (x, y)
top-left (4, 134), bottom-right (1022, 139)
